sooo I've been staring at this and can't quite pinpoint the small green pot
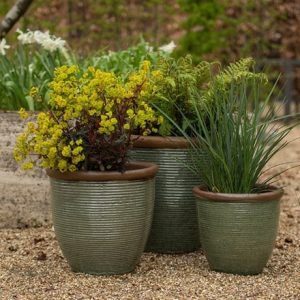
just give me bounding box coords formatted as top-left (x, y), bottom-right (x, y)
top-left (193, 186), bottom-right (283, 275)
top-left (47, 162), bottom-right (158, 275)
top-left (131, 135), bottom-right (200, 254)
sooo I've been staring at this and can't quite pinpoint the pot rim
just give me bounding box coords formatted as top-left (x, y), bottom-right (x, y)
top-left (131, 135), bottom-right (189, 149)
top-left (193, 185), bottom-right (284, 203)
top-left (46, 161), bottom-right (159, 181)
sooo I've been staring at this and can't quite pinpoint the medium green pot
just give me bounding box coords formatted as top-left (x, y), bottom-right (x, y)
top-left (193, 186), bottom-right (283, 275)
top-left (47, 162), bottom-right (158, 275)
top-left (131, 136), bottom-right (200, 254)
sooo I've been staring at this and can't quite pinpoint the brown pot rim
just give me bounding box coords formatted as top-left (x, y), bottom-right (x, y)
top-left (131, 135), bottom-right (189, 149)
top-left (46, 161), bottom-right (159, 182)
top-left (193, 185), bottom-right (284, 203)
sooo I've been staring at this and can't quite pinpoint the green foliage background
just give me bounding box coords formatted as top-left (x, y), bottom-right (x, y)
top-left (0, 0), bottom-right (298, 112)
top-left (1, 0), bottom-right (297, 61)
top-left (176, 0), bottom-right (227, 60)
top-left (175, 0), bottom-right (287, 62)
top-left (3, 0), bottom-right (177, 54)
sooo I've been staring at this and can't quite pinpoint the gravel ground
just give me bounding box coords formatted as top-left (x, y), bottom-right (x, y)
top-left (1, 115), bottom-right (300, 299)
top-left (0, 223), bottom-right (299, 300)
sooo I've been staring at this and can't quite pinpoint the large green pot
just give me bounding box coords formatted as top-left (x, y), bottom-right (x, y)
top-left (131, 136), bottom-right (200, 254)
top-left (46, 162), bottom-right (158, 275)
top-left (193, 186), bottom-right (283, 275)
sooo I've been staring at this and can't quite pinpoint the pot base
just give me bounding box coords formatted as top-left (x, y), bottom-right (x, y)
top-left (71, 266), bottom-right (136, 276)
top-left (211, 267), bottom-right (262, 276)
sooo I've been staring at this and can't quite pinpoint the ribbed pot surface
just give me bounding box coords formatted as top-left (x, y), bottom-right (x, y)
top-left (50, 178), bottom-right (154, 275)
top-left (196, 199), bottom-right (280, 275)
top-left (131, 148), bottom-right (200, 253)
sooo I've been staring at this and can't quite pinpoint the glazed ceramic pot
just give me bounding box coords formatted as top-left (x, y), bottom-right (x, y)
top-left (131, 135), bottom-right (200, 254)
top-left (193, 186), bottom-right (283, 275)
top-left (47, 162), bottom-right (158, 275)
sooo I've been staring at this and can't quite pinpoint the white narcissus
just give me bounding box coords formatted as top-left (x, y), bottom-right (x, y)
top-left (159, 41), bottom-right (176, 53)
top-left (16, 29), bottom-right (66, 52)
top-left (16, 29), bottom-right (35, 44)
top-left (44, 37), bottom-right (66, 52)
top-left (0, 39), bottom-right (10, 55)
top-left (33, 30), bottom-right (51, 44)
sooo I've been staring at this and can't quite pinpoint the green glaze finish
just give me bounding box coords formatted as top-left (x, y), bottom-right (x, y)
top-left (50, 178), bottom-right (154, 275)
top-left (195, 198), bottom-right (280, 275)
top-left (131, 148), bottom-right (200, 253)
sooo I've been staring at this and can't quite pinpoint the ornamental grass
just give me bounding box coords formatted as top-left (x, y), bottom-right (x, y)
top-left (159, 76), bottom-right (297, 194)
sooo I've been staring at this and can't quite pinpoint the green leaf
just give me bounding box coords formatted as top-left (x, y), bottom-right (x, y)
top-left (25, 96), bottom-right (35, 111)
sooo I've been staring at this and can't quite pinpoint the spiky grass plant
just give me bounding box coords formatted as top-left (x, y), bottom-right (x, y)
top-left (161, 78), bottom-right (296, 194)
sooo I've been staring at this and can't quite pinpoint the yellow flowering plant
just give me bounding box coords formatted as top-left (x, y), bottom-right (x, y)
top-left (14, 61), bottom-right (163, 172)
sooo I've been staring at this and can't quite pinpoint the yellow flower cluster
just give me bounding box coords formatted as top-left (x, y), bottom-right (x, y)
top-left (14, 61), bottom-right (164, 172)
top-left (30, 87), bottom-right (39, 97)
top-left (14, 110), bottom-right (85, 172)
top-left (19, 108), bottom-right (29, 120)
top-left (47, 61), bottom-right (162, 136)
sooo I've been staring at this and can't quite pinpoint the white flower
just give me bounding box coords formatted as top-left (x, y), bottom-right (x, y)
top-left (16, 29), bottom-right (35, 44)
top-left (0, 39), bottom-right (10, 55)
top-left (36, 31), bottom-right (66, 52)
top-left (40, 36), bottom-right (66, 52)
top-left (159, 41), bottom-right (176, 53)
top-left (33, 30), bottom-right (51, 44)
top-left (53, 37), bottom-right (66, 49)
top-left (17, 29), bottom-right (67, 52)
